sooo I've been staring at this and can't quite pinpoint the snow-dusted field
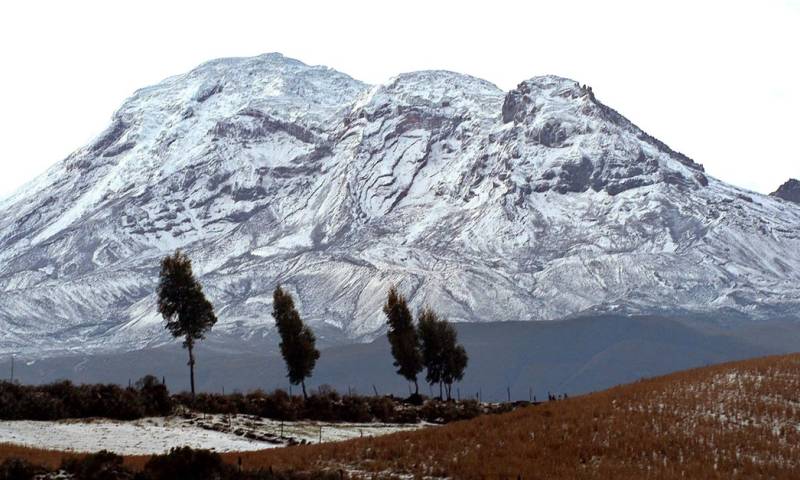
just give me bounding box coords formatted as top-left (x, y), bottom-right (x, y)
top-left (0, 413), bottom-right (428, 455)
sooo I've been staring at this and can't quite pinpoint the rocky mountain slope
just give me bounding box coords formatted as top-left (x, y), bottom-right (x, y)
top-left (1, 53), bottom-right (798, 356)
top-left (772, 179), bottom-right (800, 204)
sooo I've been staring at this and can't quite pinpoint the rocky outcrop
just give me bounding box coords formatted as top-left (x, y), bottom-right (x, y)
top-left (771, 179), bottom-right (800, 204)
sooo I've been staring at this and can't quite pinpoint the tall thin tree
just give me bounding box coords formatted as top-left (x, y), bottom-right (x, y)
top-left (442, 339), bottom-right (468, 401)
top-left (418, 306), bottom-right (469, 400)
top-left (383, 286), bottom-right (423, 396)
top-left (272, 285), bottom-right (320, 399)
top-left (418, 306), bottom-right (446, 398)
top-left (157, 250), bottom-right (217, 399)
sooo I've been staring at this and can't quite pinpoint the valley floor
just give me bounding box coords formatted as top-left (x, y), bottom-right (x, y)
top-left (0, 413), bottom-right (426, 455)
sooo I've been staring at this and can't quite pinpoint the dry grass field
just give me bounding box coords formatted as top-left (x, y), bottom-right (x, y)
top-left (0, 444), bottom-right (153, 471)
top-left (227, 354), bottom-right (800, 479)
top-left (3, 353), bottom-right (800, 479)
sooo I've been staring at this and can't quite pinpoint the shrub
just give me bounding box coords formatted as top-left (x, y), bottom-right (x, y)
top-left (340, 395), bottom-right (371, 423)
top-left (260, 390), bottom-right (300, 421)
top-left (0, 458), bottom-right (43, 480)
top-left (367, 396), bottom-right (396, 423)
top-left (85, 384), bottom-right (145, 420)
top-left (390, 406), bottom-right (420, 424)
top-left (62, 450), bottom-right (133, 480)
top-left (303, 390), bottom-right (340, 422)
top-left (0, 378), bottom-right (492, 427)
top-left (143, 447), bottom-right (228, 480)
top-left (19, 390), bottom-right (67, 420)
top-left (136, 375), bottom-right (172, 416)
top-left (419, 398), bottom-right (488, 423)
top-left (0, 375), bottom-right (172, 421)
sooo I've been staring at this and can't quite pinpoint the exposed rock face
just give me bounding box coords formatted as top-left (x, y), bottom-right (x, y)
top-left (771, 179), bottom-right (800, 204)
top-left (499, 78), bottom-right (706, 197)
top-left (0, 53), bottom-right (799, 357)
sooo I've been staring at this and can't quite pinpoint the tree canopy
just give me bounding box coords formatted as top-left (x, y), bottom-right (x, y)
top-left (383, 285), bottom-right (423, 396)
top-left (418, 305), bottom-right (468, 400)
top-left (272, 285), bottom-right (320, 399)
top-left (157, 250), bottom-right (216, 397)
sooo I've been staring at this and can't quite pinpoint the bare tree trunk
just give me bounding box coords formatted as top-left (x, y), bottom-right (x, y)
top-left (187, 343), bottom-right (196, 400)
top-left (414, 378), bottom-right (419, 396)
top-left (301, 379), bottom-right (308, 400)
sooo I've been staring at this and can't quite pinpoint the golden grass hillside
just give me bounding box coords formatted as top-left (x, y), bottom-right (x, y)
top-left (228, 353), bottom-right (800, 479)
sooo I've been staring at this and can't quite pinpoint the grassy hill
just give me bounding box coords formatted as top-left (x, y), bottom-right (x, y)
top-left (228, 353), bottom-right (800, 478)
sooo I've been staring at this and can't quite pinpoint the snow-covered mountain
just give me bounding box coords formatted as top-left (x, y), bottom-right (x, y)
top-left (1, 53), bottom-right (799, 357)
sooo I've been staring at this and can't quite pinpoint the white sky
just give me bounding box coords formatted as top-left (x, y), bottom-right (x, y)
top-left (0, 0), bottom-right (797, 197)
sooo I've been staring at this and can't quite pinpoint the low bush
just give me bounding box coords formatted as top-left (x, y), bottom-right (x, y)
top-left (0, 448), bottom-right (349, 480)
top-left (175, 389), bottom-right (305, 421)
top-left (302, 389), bottom-right (340, 422)
top-left (136, 375), bottom-right (172, 416)
top-left (366, 396), bottom-right (395, 423)
top-left (0, 377), bottom-right (172, 421)
top-left (0, 457), bottom-right (44, 480)
top-left (178, 390), bottom-right (495, 424)
top-left (339, 395), bottom-right (371, 423)
top-left (258, 389), bottom-right (301, 421)
top-left (62, 450), bottom-right (133, 480)
top-left (144, 448), bottom-right (347, 479)
top-left (143, 446), bottom-right (227, 480)
top-left (1, 377), bottom-right (506, 425)
top-left (420, 399), bottom-right (483, 423)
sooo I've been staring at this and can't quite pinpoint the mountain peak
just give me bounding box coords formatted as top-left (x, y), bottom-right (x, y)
top-left (190, 52), bottom-right (301, 70)
top-left (502, 76), bottom-right (588, 123)
top-left (518, 75), bottom-right (585, 93)
top-left (1, 54), bottom-right (799, 357)
top-left (771, 179), bottom-right (800, 203)
top-left (386, 70), bottom-right (502, 93)
top-left (123, 52), bottom-right (368, 121)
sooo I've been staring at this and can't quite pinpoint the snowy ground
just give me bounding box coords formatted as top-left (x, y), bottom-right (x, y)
top-left (0, 413), bottom-right (429, 455)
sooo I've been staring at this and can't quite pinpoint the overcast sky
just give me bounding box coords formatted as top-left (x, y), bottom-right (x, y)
top-left (0, 0), bottom-right (797, 197)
